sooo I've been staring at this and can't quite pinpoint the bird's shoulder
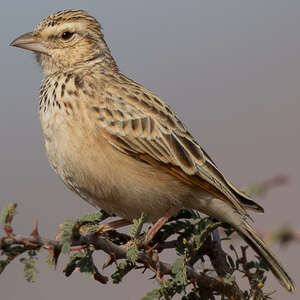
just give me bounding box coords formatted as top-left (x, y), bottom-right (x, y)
top-left (91, 71), bottom-right (190, 134)
top-left (80, 70), bottom-right (222, 182)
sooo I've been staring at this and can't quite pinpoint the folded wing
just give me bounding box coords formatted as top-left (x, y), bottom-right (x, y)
top-left (91, 85), bottom-right (263, 216)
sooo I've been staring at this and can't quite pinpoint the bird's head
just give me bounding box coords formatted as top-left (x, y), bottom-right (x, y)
top-left (10, 10), bottom-right (114, 75)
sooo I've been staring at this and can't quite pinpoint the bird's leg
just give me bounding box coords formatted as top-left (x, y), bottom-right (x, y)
top-left (95, 219), bottom-right (132, 234)
top-left (144, 207), bottom-right (179, 246)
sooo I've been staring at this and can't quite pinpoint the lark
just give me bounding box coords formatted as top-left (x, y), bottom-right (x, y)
top-left (10, 9), bottom-right (294, 291)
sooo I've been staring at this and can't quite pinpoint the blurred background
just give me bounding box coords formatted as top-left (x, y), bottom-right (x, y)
top-left (1, 1), bottom-right (299, 299)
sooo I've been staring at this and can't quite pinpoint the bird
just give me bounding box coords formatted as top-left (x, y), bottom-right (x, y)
top-left (10, 9), bottom-right (294, 292)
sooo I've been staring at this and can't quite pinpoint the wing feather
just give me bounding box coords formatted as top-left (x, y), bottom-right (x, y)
top-left (91, 86), bottom-right (261, 216)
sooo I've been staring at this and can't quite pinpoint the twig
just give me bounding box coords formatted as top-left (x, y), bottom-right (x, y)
top-left (1, 231), bottom-right (244, 300)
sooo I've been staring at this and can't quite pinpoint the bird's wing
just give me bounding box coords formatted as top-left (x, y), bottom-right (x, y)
top-left (91, 83), bottom-right (262, 215)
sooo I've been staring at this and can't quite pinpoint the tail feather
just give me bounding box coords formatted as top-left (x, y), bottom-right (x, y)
top-left (190, 196), bottom-right (295, 291)
top-left (238, 221), bottom-right (295, 292)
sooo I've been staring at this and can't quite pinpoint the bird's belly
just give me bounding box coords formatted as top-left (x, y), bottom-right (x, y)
top-left (40, 113), bottom-right (189, 222)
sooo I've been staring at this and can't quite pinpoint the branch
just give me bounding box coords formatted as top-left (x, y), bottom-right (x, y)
top-left (0, 175), bottom-right (294, 299)
top-left (1, 230), bottom-right (244, 300)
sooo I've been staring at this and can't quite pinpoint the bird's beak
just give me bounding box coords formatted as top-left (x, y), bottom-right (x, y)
top-left (10, 32), bottom-right (49, 55)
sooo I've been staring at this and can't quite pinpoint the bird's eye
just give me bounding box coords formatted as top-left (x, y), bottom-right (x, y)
top-left (61, 31), bottom-right (74, 40)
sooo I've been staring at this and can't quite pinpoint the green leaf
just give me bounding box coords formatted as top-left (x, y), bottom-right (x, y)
top-left (258, 257), bottom-right (270, 272)
top-left (194, 218), bottom-right (222, 251)
top-left (126, 243), bottom-right (139, 262)
top-left (245, 261), bottom-right (256, 270)
top-left (20, 256), bottom-right (39, 282)
top-left (141, 289), bottom-right (161, 300)
top-left (63, 249), bottom-right (107, 284)
top-left (85, 224), bottom-right (101, 233)
top-left (163, 279), bottom-right (185, 298)
top-left (173, 217), bottom-right (222, 261)
top-left (0, 259), bottom-right (10, 274)
top-left (172, 258), bottom-right (184, 274)
top-left (63, 251), bottom-right (85, 277)
top-left (45, 252), bottom-right (55, 267)
top-left (77, 252), bottom-right (95, 274)
top-left (1, 203), bottom-right (17, 226)
top-left (129, 213), bottom-right (145, 239)
top-left (0, 245), bottom-right (28, 274)
top-left (71, 210), bottom-right (110, 235)
top-left (171, 258), bottom-right (187, 285)
top-left (60, 219), bottom-right (76, 254)
top-left (79, 210), bottom-right (109, 224)
top-left (2, 245), bottom-right (27, 259)
top-left (126, 214), bottom-right (145, 262)
top-left (158, 220), bottom-right (189, 244)
top-left (111, 261), bottom-right (134, 284)
top-left (169, 209), bottom-right (200, 221)
top-left (243, 290), bottom-right (249, 299)
top-left (223, 274), bottom-right (235, 286)
top-left (224, 227), bottom-right (235, 237)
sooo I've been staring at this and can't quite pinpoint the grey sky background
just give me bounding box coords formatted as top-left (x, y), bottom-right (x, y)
top-left (1, 1), bottom-right (300, 299)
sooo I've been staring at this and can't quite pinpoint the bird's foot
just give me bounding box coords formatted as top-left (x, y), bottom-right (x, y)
top-left (143, 207), bottom-right (179, 246)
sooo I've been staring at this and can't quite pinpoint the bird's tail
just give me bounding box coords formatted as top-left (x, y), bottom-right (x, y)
top-left (189, 196), bottom-right (295, 292)
top-left (237, 220), bottom-right (295, 292)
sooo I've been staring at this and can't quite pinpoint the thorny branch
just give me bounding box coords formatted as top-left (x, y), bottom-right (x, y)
top-left (1, 228), bottom-right (244, 300)
top-left (0, 175), bottom-right (297, 300)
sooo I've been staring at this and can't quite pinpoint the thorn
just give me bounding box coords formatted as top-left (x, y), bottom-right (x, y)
top-left (149, 274), bottom-right (156, 280)
top-left (47, 247), bottom-right (61, 270)
top-left (56, 224), bottom-right (63, 241)
top-left (70, 246), bottom-right (87, 251)
top-left (102, 254), bottom-right (116, 269)
top-left (150, 250), bottom-right (165, 284)
top-left (152, 251), bottom-right (163, 281)
top-left (159, 274), bottom-right (167, 288)
top-left (4, 225), bottom-right (13, 237)
top-left (141, 260), bottom-right (156, 273)
top-left (146, 242), bottom-right (159, 254)
top-left (152, 251), bottom-right (159, 265)
top-left (95, 224), bottom-right (106, 235)
top-left (47, 248), bottom-right (54, 265)
top-left (8, 215), bottom-right (14, 224)
top-left (147, 264), bottom-right (156, 273)
top-left (53, 247), bottom-right (61, 269)
top-left (21, 239), bottom-right (37, 247)
top-left (31, 218), bottom-right (39, 238)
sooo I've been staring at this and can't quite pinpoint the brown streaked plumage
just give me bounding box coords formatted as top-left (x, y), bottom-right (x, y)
top-left (10, 9), bottom-right (294, 292)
